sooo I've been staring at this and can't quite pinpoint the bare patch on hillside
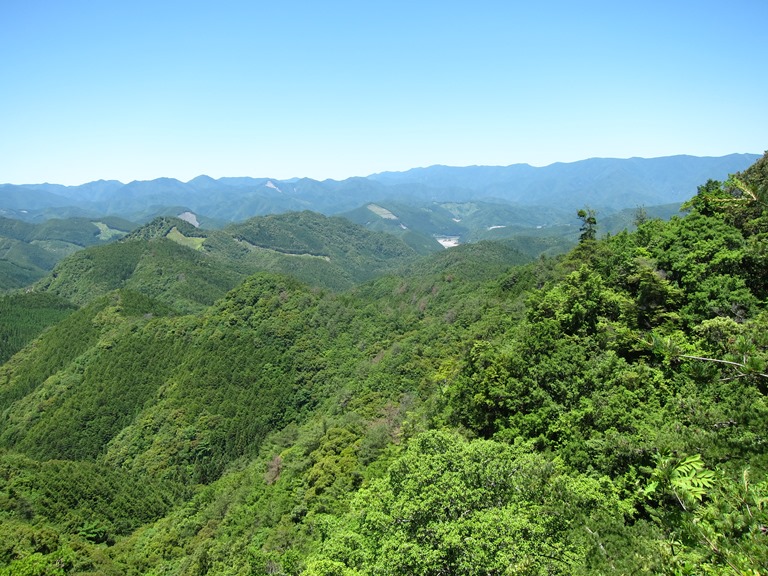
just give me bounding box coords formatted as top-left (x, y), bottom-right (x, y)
top-left (235, 238), bottom-right (331, 261)
top-left (177, 212), bottom-right (200, 227)
top-left (93, 222), bottom-right (127, 241)
top-left (435, 236), bottom-right (460, 248)
top-left (367, 204), bottom-right (398, 220)
top-left (166, 227), bottom-right (205, 250)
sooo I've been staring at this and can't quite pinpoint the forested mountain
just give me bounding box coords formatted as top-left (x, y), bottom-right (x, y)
top-left (341, 200), bottom-right (685, 248)
top-left (0, 153), bottom-right (766, 574)
top-left (0, 154), bottom-right (756, 289)
top-left (32, 211), bottom-right (433, 315)
top-left (0, 216), bottom-right (134, 291)
top-left (369, 154), bottom-right (760, 208)
top-left (2, 154), bottom-right (757, 224)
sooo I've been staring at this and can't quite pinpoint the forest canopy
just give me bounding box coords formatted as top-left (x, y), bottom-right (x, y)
top-left (0, 153), bottom-right (766, 575)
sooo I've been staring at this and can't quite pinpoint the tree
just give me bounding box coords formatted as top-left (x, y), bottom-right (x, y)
top-left (643, 454), bottom-right (768, 573)
top-left (577, 208), bottom-right (597, 243)
top-left (306, 431), bottom-right (628, 575)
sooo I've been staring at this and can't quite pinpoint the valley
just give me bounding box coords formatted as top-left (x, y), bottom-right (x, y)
top-left (0, 153), bottom-right (766, 574)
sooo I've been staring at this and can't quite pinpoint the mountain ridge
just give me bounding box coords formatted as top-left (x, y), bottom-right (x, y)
top-left (2, 153), bottom-right (759, 222)
top-left (0, 152), bottom-right (766, 574)
top-left (31, 211), bottom-right (438, 312)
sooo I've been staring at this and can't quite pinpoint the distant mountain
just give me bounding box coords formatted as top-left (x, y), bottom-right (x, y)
top-left (369, 154), bottom-right (761, 210)
top-left (31, 179), bottom-right (125, 202)
top-left (0, 153), bottom-right (759, 293)
top-left (1, 154), bottom-right (759, 223)
top-left (0, 184), bottom-right (71, 212)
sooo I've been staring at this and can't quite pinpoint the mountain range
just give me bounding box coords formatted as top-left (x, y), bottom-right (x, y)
top-left (0, 152), bottom-right (766, 574)
top-left (33, 212), bottom-right (446, 312)
top-left (0, 153), bottom-right (758, 294)
top-left (1, 154), bottom-right (759, 224)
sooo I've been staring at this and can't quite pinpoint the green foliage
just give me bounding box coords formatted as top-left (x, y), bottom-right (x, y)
top-left (0, 547), bottom-right (75, 576)
top-left (0, 155), bottom-right (767, 575)
top-left (0, 295), bottom-right (108, 412)
top-left (646, 453), bottom-right (717, 509)
top-left (37, 237), bottom-right (243, 313)
top-left (577, 208), bottom-right (597, 242)
top-left (35, 240), bottom-right (147, 304)
top-left (0, 292), bottom-right (76, 364)
top-left (684, 152), bottom-right (768, 236)
top-left (642, 456), bottom-right (768, 573)
top-left (447, 154), bottom-right (768, 484)
top-left (0, 216), bottom-right (135, 292)
top-left (0, 452), bottom-right (183, 538)
top-left (307, 431), bottom-right (625, 575)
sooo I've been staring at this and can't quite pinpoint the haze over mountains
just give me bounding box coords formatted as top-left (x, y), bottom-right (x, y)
top-left (1, 154), bottom-right (758, 224)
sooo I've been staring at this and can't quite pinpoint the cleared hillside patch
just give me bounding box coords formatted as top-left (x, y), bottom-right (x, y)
top-left (166, 227), bottom-right (206, 250)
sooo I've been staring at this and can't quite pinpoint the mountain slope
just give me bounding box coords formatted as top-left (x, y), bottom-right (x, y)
top-left (35, 235), bottom-right (245, 313)
top-left (0, 153), bottom-right (766, 575)
top-left (32, 211), bottom-right (433, 310)
top-left (0, 292), bottom-right (77, 364)
top-left (209, 211), bottom-right (439, 290)
top-left (0, 216), bottom-right (135, 291)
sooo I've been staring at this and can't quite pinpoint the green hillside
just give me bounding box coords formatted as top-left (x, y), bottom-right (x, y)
top-left (0, 153), bottom-right (766, 574)
top-left (0, 239), bottom-right (60, 290)
top-left (0, 217), bottom-right (135, 292)
top-left (34, 236), bottom-right (246, 314)
top-left (216, 211), bottom-right (435, 288)
top-left (34, 212), bottom-right (433, 311)
top-left (0, 292), bottom-right (78, 364)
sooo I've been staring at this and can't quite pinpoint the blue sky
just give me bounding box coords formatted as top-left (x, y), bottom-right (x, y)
top-left (1, 0), bottom-right (766, 185)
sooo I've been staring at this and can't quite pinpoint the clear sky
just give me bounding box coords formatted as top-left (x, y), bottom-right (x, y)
top-left (1, 0), bottom-right (766, 185)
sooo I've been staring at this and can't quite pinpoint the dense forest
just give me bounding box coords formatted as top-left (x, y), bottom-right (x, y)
top-left (0, 153), bottom-right (766, 575)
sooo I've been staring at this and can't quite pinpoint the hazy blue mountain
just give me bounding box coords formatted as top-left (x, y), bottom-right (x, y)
top-left (1, 153), bottom-right (758, 224)
top-left (370, 163), bottom-right (539, 190)
top-left (0, 184), bottom-right (72, 212)
top-left (28, 180), bottom-right (125, 202)
top-left (369, 154), bottom-right (760, 209)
